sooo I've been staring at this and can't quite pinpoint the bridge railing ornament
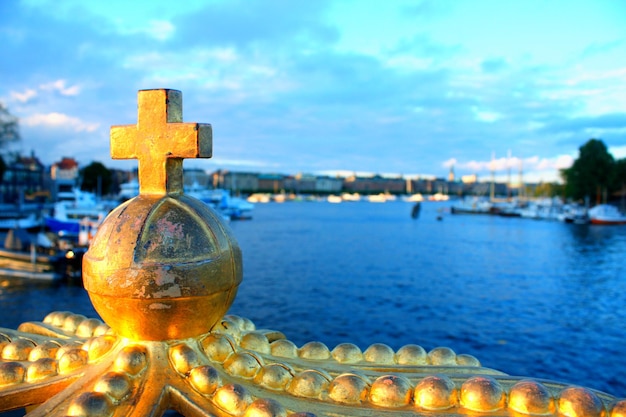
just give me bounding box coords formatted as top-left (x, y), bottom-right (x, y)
top-left (0, 88), bottom-right (623, 417)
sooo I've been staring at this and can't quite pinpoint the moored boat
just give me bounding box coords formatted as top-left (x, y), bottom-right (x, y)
top-left (0, 229), bottom-right (84, 281)
top-left (588, 204), bottom-right (626, 225)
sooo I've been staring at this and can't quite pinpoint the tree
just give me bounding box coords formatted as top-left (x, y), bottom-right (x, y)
top-left (80, 162), bottom-right (112, 196)
top-left (561, 138), bottom-right (615, 203)
top-left (0, 103), bottom-right (20, 152)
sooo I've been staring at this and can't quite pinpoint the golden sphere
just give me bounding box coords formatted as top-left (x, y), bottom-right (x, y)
top-left (509, 380), bottom-right (554, 415)
top-left (83, 194), bottom-right (242, 341)
top-left (459, 376), bottom-right (505, 412)
top-left (328, 373), bottom-right (370, 404)
top-left (558, 387), bottom-right (604, 417)
top-left (414, 375), bottom-right (457, 410)
top-left (369, 375), bottom-right (413, 408)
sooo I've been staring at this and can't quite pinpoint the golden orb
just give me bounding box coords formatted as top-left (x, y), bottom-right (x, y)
top-left (83, 194), bottom-right (242, 341)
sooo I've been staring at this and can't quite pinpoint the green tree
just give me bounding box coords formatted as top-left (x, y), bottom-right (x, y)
top-left (561, 138), bottom-right (615, 203)
top-left (0, 103), bottom-right (20, 151)
top-left (80, 162), bottom-right (112, 196)
top-left (0, 104), bottom-right (20, 183)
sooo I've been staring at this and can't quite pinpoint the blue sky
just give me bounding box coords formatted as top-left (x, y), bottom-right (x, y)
top-left (1, 0), bottom-right (626, 183)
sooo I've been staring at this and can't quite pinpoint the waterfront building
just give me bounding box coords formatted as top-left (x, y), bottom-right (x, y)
top-left (49, 157), bottom-right (79, 201)
top-left (343, 174), bottom-right (405, 194)
top-left (0, 152), bottom-right (46, 203)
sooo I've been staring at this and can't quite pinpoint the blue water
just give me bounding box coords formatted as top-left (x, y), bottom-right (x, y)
top-left (1, 201), bottom-right (625, 397)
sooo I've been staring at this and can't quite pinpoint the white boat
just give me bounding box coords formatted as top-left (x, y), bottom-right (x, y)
top-left (451, 197), bottom-right (494, 215)
top-left (327, 195), bottom-right (342, 203)
top-left (588, 204), bottom-right (626, 225)
top-left (44, 189), bottom-right (109, 245)
top-left (0, 213), bottom-right (41, 231)
top-left (557, 204), bottom-right (589, 224)
top-left (187, 185), bottom-right (254, 220)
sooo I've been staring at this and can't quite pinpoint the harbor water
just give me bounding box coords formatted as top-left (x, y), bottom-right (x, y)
top-left (1, 200), bottom-right (625, 396)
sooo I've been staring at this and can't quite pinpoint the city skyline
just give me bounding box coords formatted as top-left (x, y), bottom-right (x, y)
top-left (1, 0), bottom-right (626, 184)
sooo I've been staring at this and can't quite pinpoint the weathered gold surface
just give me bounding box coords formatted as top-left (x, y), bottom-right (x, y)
top-left (0, 88), bottom-right (623, 416)
top-left (84, 89), bottom-right (242, 341)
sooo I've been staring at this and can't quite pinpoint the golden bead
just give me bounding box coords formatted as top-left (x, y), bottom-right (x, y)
top-left (298, 341), bottom-right (330, 360)
top-left (63, 314), bottom-right (88, 333)
top-left (26, 358), bottom-right (58, 382)
top-left (169, 343), bottom-right (200, 375)
top-left (369, 375), bottom-right (413, 408)
top-left (414, 375), bottom-right (457, 410)
top-left (2, 338), bottom-right (35, 361)
top-left (611, 400), bottom-right (626, 417)
top-left (44, 311), bottom-right (71, 327)
top-left (328, 373), bottom-right (370, 404)
top-left (189, 365), bottom-right (220, 395)
top-left (287, 370), bottom-right (331, 398)
top-left (94, 371), bottom-right (131, 401)
top-left (270, 339), bottom-right (298, 358)
top-left (93, 324), bottom-right (111, 337)
top-left (212, 317), bottom-right (243, 340)
top-left (241, 332), bottom-right (271, 354)
top-left (456, 354), bottom-right (480, 367)
top-left (28, 341), bottom-right (60, 361)
top-left (460, 376), bottom-right (505, 412)
top-left (227, 315), bottom-right (256, 332)
top-left (202, 333), bottom-right (236, 362)
top-left (244, 398), bottom-right (287, 417)
top-left (428, 347), bottom-right (457, 366)
top-left (254, 363), bottom-right (294, 390)
top-left (224, 352), bottom-right (263, 378)
top-left (67, 392), bottom-right (113, 417)
top-left (363, 343), bottom-right (395, 364)
top-left (76, 318), bottom-right (103, 338)
top-left (396, 344), bottom-right (427, 365)
top-left (114, 345), bottom-right (147, 375)
top-left (0, 362), bottom-right (25, 386)
top-left (331, 343), bottom-right (363, 363)
top-left (87, 335), bottom-right (117, 361)
top-left (558, 387), bottom-right (604, 417)
top-left (214, 384), bottom-right (252, 414)
top-left (58, 348), bottom-right (89, 374)
top-left (56, 344), bottom-right (81, 360)
top-left (509, 380), bottom-right (554, 415)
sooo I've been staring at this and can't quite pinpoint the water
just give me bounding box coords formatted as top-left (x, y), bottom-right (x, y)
top-left (1, 201), bottom-right (625, 397)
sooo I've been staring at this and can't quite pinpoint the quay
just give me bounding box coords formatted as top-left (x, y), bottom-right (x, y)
top-left (0, 89), bottom-right (623, 416)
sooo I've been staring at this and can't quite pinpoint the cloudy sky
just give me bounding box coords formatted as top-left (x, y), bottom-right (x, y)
top-left (1, 0), bottom-right (626, 183)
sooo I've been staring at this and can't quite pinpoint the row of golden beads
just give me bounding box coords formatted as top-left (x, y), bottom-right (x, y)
top-left (0, 311), bottom-right (110, 387)
top-left (216, 315), bottom-right (481, 367)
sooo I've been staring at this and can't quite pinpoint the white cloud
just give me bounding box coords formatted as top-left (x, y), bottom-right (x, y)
top-left (40, 80), bottom-right (80, 96)
top-left (442, 158), bottom-right (457, 168)
top-left (472, 107), bottom-right (501, 123)
top-left (22, 112), bottom-right (99, 132)
top-left (610, 145), bottom-right (626, 159)
top-left (10, 89), bottom-right (37, 103)
top-left (146, 20), bottom-right (175, 41)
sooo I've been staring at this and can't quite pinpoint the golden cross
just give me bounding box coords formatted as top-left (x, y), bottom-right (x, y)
top-left (110, 89), bottom-right (212, 195)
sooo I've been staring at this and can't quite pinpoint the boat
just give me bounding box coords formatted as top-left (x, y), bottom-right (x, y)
top-left (44, 189), bottom-right (110, 245)
top-left (557, 204), bottom-right (589, 224)
top-left (0, 212), bottom-right (42, 231)
top-left (588, 204), bottom-right (626, 225)
top-left (450, 197), bottom-right (495, 215)
top-left (0, 228), bottom-right (83, 281)
top-left (187, 184), bottom-right (254, 220)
